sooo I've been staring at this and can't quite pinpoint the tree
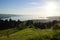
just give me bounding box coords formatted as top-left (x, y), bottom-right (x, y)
top-left (53, 25), bottom-right (60, 30)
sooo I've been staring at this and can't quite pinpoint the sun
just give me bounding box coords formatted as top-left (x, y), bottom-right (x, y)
top-left (45, 2), bottom-right (56, 11)
top-left (44, 2), bottom-right (57, 17)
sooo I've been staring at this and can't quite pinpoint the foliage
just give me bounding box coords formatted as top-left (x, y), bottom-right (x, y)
top-left (9, 28), bottom-right (60, 40)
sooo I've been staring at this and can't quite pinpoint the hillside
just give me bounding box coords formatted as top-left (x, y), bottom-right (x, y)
top-left (0, 28), bottom-right (60, 40)
top-left (0, 19), bottom-right (60, 40)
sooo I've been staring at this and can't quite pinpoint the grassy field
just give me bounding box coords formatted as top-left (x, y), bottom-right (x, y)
top-left (0, 28), bottom-right (60, 40)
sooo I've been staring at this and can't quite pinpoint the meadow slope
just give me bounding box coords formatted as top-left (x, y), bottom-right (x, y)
top-left (0, 28), bottom-right (60, 40)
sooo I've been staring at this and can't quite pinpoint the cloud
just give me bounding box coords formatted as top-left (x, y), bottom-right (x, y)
top-left (29, 2), bottom-right (38, 5)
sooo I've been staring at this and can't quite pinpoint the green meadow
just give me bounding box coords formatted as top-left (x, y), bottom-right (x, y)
top-left (0, 28), bottom-right (60, 40)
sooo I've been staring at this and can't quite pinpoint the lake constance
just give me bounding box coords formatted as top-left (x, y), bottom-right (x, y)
top-left (2, 15), bottom-right (48, 21)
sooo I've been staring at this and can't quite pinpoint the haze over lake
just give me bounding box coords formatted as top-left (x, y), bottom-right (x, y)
top-left (0, 14), bottom-right (59, 21)
top-left (1, 15), bottom-right (47, 21)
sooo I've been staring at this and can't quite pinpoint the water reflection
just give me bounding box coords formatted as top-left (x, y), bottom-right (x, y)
top-left (2, 16), bottom-right (48, 21)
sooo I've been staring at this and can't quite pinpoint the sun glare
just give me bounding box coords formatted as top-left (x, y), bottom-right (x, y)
top-left (45, 2), bottom-right (56, 11)
top-left (44, 2), bottom-right (57, 17)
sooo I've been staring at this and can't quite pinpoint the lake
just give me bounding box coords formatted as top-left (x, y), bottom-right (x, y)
top-left (2, 15), bottom-right (48, 21)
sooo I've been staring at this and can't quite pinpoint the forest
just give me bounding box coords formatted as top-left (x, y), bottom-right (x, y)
top-left (0, 19), bottom-right (60, 30)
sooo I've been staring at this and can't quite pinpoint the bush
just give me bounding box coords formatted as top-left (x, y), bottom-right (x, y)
top-left (53, 25), bottom-right (60, 30)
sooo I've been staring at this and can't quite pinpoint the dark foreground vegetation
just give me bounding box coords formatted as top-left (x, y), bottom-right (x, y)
top-left (0, 19), bottom-right (60, 40)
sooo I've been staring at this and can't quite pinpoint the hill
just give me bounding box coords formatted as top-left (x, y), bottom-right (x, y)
top-left (0, 14), bottom-right (17, 19)
top-left (0, 28), bottom-right (60, 40)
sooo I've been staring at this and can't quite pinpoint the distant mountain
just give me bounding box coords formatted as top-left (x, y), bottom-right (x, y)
top-left (47, 16), bottom-right (60, 21)
top-left (0, 14), bottom-right (17, 19)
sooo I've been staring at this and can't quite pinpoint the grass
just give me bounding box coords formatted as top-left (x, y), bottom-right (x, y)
top-left (0, 28), bottom-right (19, 40)
top-left (0, 28), bottom-right (60, 40)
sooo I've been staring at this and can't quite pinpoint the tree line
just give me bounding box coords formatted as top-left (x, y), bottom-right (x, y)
top-left (0, 19), bottom-right (60, 30)
top-left (0, 19), bottom-right (22, 30)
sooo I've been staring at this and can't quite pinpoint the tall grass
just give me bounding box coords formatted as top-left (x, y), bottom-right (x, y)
top-left (0, 28), bottom-right (60, 40)
top-left (9, 28), bottom-right (60, 40)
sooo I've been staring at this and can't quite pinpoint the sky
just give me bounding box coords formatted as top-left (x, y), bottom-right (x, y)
top-left (0, 0), bottom-right (60, 17)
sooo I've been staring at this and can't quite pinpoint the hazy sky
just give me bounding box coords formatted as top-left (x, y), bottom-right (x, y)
top-left (0, 0), bottom-right (60, 17)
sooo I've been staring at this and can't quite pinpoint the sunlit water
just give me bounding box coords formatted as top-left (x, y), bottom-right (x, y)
top-left (2, 15), bottom-right (48, 21)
